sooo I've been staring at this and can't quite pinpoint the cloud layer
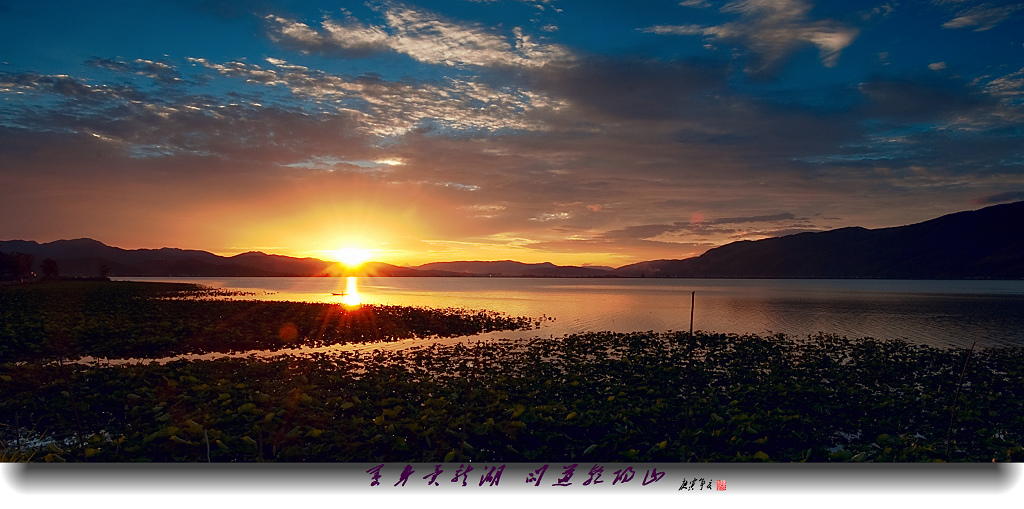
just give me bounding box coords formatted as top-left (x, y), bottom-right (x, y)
top-left (2, 1), bottom-right (1023, 265)
top-left (643, 0), bottom-right (860, 73)
top-left (265, 3), bottom-right (572, 69)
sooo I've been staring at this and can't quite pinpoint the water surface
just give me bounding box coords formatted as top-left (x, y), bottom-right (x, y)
top-left (116, 277), bottom-right (1024, 349)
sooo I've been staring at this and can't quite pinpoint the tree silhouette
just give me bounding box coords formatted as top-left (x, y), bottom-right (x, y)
top-left (0, 252), bottom-right (14, 281)
top-left (42, 258), bottom-right (61, 279)
top-left (14, 252), bottom-right (35, 282)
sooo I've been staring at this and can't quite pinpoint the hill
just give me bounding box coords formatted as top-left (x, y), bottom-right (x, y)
top-left (414, 260), bottom-right (613, 277)
top-left (614, 201), bottom-right (1024, 279)
top-left (0, 239), bottom-right (332, 278)
top-left (5, 201), bottom-right (1023, 279)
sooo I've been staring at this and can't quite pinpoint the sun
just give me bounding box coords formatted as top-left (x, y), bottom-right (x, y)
top-left (330, 247), bottom-right (373, 267)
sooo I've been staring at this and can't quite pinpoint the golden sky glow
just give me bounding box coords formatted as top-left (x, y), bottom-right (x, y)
top-left (327, 247), bottom-right (373, 267)
top-left (3, 1), bottom-right (1024, 268)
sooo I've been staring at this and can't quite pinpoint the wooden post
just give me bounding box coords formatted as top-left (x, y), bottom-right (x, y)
top-left (946, 341), bottom-right (976, 460)
top-left (689, 291), bottom-right (695, 336)
top-left (683, 290), bottom-right (696, 461)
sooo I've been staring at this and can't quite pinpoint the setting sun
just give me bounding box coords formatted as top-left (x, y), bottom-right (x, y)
top-left (330, 247), bottom-right (372, 267)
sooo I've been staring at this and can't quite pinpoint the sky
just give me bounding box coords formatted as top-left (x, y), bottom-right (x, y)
top-left (2, 0), bottom-right (1023, 267)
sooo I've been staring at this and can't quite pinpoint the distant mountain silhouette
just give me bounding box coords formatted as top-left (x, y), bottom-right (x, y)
top-left (614, 201), bottom-right (1024, 279)
top-left (0, 239), bottom-right (333, 277)
top-left (344, 262), bottom-right (454, 277)
top-left (4, 201), bottom-right (1022, 279)
top-left (414, 260), bottom-right (613, 277)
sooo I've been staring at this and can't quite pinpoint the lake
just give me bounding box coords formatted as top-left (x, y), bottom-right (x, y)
top-left (114, 277), bottom-right (1024, 350)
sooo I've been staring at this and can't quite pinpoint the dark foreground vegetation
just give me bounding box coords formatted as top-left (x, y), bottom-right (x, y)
top-left (2, 281), bottom-right (1022, 463)
top-left (0, 280), bottom-right (534, 363)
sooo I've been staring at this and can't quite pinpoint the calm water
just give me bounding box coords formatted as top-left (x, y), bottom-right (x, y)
top-left (116, 277), bottom-right (1024, 350)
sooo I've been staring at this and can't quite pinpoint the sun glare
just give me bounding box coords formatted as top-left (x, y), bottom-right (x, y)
top-left (331, 247), bottom-right (372, 267)
top-left (341, 276), bottom-right (361, 306)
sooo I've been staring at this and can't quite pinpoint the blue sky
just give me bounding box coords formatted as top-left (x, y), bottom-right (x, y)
top-left (2, 0), bottom-right (1023, 266)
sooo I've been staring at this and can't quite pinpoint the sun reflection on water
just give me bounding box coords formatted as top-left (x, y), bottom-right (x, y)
top-left (341, 276), bottom-right (361, 307)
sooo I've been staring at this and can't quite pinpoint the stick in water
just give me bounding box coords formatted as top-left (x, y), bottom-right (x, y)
top-left (946, 341), bottom-right (976, 460)
top-left (689, 291), bottom-right (695, 336)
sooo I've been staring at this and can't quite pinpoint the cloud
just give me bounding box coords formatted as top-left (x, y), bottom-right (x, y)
top-left (530, 57), bottom-right (733, 122)
top-left (189, 57), bottom-right (559, 136)
top-left (265, 4), bottom-right (572, 68)
top-left (715, 212), bottom-right (797, 224)
top-left (857, 76), bottom-right (996, 121)
top-left (530, 211), bottom-right (571, 221)
top-left (1, 55), bottom-right (571, 174)
top-left (973, 191), bottom-right (1024, 204)
top-left (264, 15), bottom-right (390, 57)
top-left (184, 0), bottom-right (277, 20)
top-left (0, 71), bottom-right (143, 104)
top-left (599, 212), bottom-right (799, 243)
top-left (642, 25), bottom-right (706, 36)
top-left (942, 3), bottom-right (1022, 31)
top-left (642, 0), bottom-right (859, 74)
top-left (0, 67), bottom-right (382, 171)
top-left (86, 58), bottom-right (184, 85)
top-left (985, 66), bottom-right (1024, 99)
top-left (518, 208), bottom-right (815, 260)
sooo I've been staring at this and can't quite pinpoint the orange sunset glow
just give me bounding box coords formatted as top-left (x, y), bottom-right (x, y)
top-left (2, 0), bottom-right (1023, 270)
top-left (4, 1), bottom-right (1024, 482)
top-left (327, 247), bottom-right (373, 268)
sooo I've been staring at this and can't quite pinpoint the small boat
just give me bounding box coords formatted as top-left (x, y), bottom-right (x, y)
top-left (331, 292), bottom-right (347, 296)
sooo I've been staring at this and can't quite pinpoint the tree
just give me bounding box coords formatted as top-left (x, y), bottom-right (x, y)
top-left (14, 252), bottom-right (34, 282)
top-left (0, 252), bottom-right (15, 281)
top-left (42, 258), bottom-right (60, 279)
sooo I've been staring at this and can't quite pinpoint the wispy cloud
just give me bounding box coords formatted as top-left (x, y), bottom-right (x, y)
top-left (86, 57), bottom-right (184, 85)
top-left (643, 0), bottom-right (859, 74)
top-left (265, 3), bottom-right (572, 68)
top-left (973, 190), bottom-right (1024, 204)
top-left (188, 56), bottom-right (559, 136)
top-left (4, 2), bottom-right (1024, 264)
top-left (985, 66), bottom-right (1024, 99)
top-left (942, 2), bottom-right (1022, 31)
top-left (0, 71), bottom-right (141, 101)
top-left (598, 212), bottom-right (802, 244)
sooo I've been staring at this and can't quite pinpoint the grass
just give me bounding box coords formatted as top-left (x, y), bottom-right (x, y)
top-left (1, 280), bottom-right (1022, 462)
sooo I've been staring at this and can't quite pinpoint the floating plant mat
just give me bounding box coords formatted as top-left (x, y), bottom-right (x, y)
top-left (2, 331), bottom-right (1023, 463)
top-left (0, 280), bottom-right (536, 364)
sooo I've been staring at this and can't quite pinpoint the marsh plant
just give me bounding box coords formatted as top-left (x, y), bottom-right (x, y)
top-left (3, 331), bottom-right (1023, 462)
top-left (1, 281), bottom-right (1022, 462)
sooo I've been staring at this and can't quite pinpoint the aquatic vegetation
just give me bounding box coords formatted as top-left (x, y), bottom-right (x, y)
top-left (0, 280), bottom-right (534, 363)
top-left (2, 326), bottom-right (1022, 462)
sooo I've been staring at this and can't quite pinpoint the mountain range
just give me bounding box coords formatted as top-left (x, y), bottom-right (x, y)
top-left (614, 200), bottom-right (1024, 279)
top-left (3, 201), bottom-right (1023, 279)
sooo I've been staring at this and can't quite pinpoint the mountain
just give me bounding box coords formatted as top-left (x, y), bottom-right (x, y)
top-left (229, 251), bottom-right (333, 276)
top-left (5, 201), bottom-right (1023, 279)
top-left (414, 260), bottom-right (613, 277)
top-left (342, 262), bottom-right (454, 277)
top-left (614, 201), bottom-right (1024, 279)
top-left (0, 239), bottom-right (618, 278)
top-left (0, 239), bottom-right (334, 277)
